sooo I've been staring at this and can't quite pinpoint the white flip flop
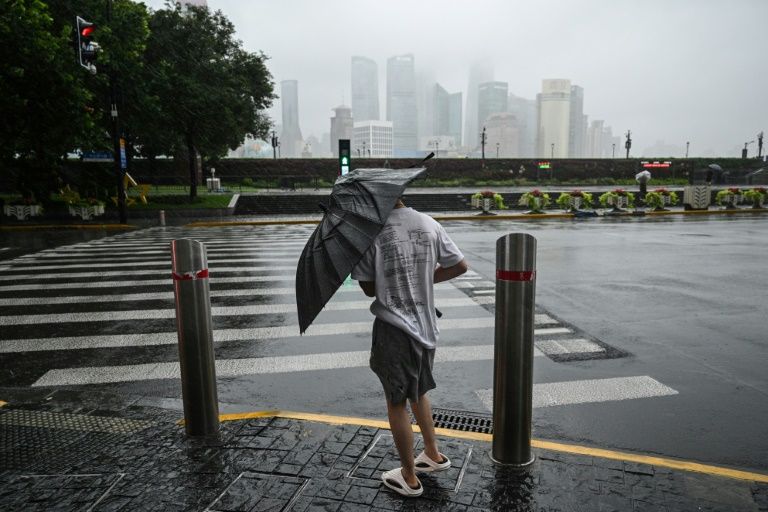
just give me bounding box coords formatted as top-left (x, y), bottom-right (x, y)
top-left (414, 451), bottom-right (452, 473)
top-left (381, 467), bottom-right (423, 497)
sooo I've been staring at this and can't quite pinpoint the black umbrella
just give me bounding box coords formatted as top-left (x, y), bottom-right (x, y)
top-left (295, 162), bottom-right (430, 334)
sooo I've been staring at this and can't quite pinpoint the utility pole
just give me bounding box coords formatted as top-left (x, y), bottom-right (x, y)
top-left (481, 127), bottom-right (487, 167)
top-left (271, 131), bottom-right (278, 159)
top-left (106, 0), bottom-right (127, 224)
top-left (625, 130), bottom-right (632, 159)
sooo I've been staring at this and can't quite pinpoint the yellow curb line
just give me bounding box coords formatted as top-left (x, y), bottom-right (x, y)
top-left (0, 224), bottom-right (136, 231)
top-left (208, 410), bottom-right (768, 483)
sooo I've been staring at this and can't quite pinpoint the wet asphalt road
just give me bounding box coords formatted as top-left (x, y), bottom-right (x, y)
top-left (0, 214), bottom-right (766, 475)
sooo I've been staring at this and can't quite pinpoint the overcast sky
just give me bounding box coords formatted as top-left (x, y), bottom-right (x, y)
top-left (145, 0), bottom-right (768, 156)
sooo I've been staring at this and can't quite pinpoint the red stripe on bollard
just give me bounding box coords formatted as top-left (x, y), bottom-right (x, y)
top-left (172, 269), bottom-right (209, 281)
top-left (496, 270), bottom-right (535, 282)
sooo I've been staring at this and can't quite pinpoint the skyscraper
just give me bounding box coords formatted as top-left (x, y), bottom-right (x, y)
top-left (568, 85), bottom-right (586, 158)
top-left (433, 83), bottom-right (462, 146)
top-left (386, 54), bottom-right (417, 155)
top-left (537, 79), bottom-right (571, 158)
top-left (351, 57), bottom-right (379, 122)
top-left (508, 94), bottom-right (538, 158)
top-left (416, 70), bottom-right (436, 142)
top-left (280, 80), bottom-right (303, 158)
top-left (477, 82), bottom-right (508, 133)
top-left (330, 105), bottom-right (354, 157)
top-left (464, 61), bottom-right (493, 149)
top-left (586, 119), bottom-right (605, 157)
top-left (485, 113), bottom-right (520, 158)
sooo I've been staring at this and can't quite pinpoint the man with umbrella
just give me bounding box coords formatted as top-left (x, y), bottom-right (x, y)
top-left (351, 197), bottom-right (468, 497)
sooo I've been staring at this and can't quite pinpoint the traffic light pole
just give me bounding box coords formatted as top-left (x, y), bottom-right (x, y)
top-left (107, 0), bottom-right (127, 224)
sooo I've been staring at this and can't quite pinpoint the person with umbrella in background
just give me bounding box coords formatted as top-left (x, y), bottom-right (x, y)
top-left (351, 197), bottom-right (468, 497)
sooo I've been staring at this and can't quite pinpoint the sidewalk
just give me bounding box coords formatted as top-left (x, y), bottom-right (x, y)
top-left (1, 392), bottom-right (766, 511)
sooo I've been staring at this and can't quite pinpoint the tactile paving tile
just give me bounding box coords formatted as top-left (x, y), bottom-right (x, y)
top-left (0, 409), bottom-right (152, 434)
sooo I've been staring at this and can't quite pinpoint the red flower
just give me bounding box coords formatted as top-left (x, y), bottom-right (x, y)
top-left (654, 188), bottom-right (669, 195)
top-left (480, 190), bottom-right (495, 198)
top-left (728, 187), bottom-right (741, 194)
top-left (755, 187), bottom-right (767, 194)
top-left (571, 190), bottom-right (584, 197)
top-left (613, 188), bottom-right (627, 196)
top-left (531, 189), bottom-right (542, 197)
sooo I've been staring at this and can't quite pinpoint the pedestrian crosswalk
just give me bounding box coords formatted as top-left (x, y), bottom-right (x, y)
top-left (0, 225), bottom-right (678, 412)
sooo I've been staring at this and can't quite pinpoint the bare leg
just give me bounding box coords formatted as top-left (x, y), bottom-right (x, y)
top-left (386, 398), bottom-right (420, 488)
top-left (410, 393), bottom-right (442, 461)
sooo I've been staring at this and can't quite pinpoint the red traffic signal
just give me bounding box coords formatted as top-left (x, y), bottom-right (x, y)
top-left (75, 16), bottom-right (99, 73)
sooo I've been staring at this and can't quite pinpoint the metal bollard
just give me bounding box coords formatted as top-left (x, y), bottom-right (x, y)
top-left (171, 239), bottom-right (220, 436)
top-left (159, 210), bottom-right (166, 226)
top-left (491, 233), bottom-right (536, 467)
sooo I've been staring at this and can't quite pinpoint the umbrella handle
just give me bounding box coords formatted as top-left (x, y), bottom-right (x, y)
top-left (435, 308), bottom-right (442, 318)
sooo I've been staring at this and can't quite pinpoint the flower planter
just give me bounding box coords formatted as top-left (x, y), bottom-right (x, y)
top-left (720, 195), bottom-right (741, 209)
top-left (68, 204), bottom-right (105, 220)
top-left (3, 204), bottom-right (43, 220)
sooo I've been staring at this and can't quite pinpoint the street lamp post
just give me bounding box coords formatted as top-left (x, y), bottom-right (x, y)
top-left (612, 143), bottom-right (615, 158)
top-left (481, 127), bottom-right (487, 168)
top-left (550, 143), bottom-right (554, 159)
top-left (362, 141), bottom-right (367, 158)
top-left (496, 142), bottom-right (500, 158)
top-left (686, 141), bottom-right (690, 158)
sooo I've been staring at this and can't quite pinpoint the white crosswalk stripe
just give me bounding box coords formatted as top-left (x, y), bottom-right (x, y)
top-left (475, 376), bottom-right (679, 409)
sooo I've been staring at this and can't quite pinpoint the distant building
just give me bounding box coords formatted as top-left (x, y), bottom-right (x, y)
top-left (433, 83), bottom-right (462, 147)
top-left (351, 56), bottom-right (379, 122)
top-left (416, 70), bottom-right (436, 142)
top-left (418, 135), bottom-right (458, 157)
top-left (478, 81), bottom-right (508, 134)
top-left (537, 79), bottom-right (571, 158)
top-left (353, 120), bottom-right (393, 158)
top-left (330, 105), bottom-right (354, 157)
top-left (280, 80), bottom-right (303, 157)
top-left (386, 54), bottom-right (418, 155)
top-left (485, 113), bottom-right (520, 158)
top-left (508, 94), bottom-right (537, 158)
top-left (464, 61), bottom-right (494, 149)
top-left (568, 85), bottom-right (586, 157)
top-left (586, 119), bottom-right (604, 157)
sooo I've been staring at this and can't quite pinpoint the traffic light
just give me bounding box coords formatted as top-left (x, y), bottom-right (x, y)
top-left (338, 139), bottom-right (351, 176)
top-left (76, 16), bottom-right (100, 74)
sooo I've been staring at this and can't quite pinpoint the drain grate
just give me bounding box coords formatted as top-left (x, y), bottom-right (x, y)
top-left (428, 408), bottom-right (493, 434)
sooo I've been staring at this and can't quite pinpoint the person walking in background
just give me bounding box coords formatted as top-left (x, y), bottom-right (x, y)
top-left (352, 198), bottom-right (468, 497)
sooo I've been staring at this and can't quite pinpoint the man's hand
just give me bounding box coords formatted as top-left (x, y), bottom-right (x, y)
top-left (434, 259), bottom-right (468, 283)
top-left (359, 281), bottom-right (375, 297)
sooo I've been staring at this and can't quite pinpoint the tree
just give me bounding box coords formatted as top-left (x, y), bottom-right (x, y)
top-left (145, 3), bottom-right (274, 200)
top-left (0, 0), bottom-right (95, 201)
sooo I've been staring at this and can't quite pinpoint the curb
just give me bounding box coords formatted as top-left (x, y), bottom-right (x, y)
top-left (0, 224), bottom-right (137, 231)
top-left (184, 207), bottom-right (768, 227)
top-left (211, 409), bottom-right (768, 484)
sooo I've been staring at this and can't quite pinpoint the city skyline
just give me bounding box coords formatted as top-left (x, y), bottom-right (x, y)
top-left (143, 0), bottom-right (768, 157)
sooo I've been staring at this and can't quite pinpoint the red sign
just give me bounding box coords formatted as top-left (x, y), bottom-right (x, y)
top-left (641, 161), bottom-right (672, 169)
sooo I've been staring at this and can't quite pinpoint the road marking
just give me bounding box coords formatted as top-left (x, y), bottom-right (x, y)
top-left (0, 286), bottom-right (361, 306)
top-left (0, 297), bottom-right (480, 325)
top-left (536, 338), bottom-right (605, 355)
top-left (0, 266), bottom-right (296, 282)
top-left (0, 320), bottom-right (570, 353)
top-left (475, 376), bottom-right (679, 410)
top-left (0, 275), bottom-right (296, 291)
top-left (0, 258), bottom-right (294, 272)
top-left (214, 410), bottom-right (768, 484)
top-left (31, 344), bottom-right (544, 386)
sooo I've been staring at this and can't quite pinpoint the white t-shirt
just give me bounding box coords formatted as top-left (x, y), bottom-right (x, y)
top-left (351, 207), bottom-right (464, 348)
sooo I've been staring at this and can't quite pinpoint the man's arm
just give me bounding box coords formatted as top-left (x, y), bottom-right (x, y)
top-left (434, 258), bottom-right (468, 283)
top-left (359, 281), bottom-right (375, 297)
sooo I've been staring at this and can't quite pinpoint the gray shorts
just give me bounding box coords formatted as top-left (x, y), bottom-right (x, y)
top-left (370, 318), bottom-right (436, 405)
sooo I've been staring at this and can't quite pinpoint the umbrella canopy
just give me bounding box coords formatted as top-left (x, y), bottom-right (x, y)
top-left (708, 164), bottom-right (724, 172)
top-left (635, 170), bottom-right (651, 183)
top-left (295, 166), bottom-right (427, 334)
